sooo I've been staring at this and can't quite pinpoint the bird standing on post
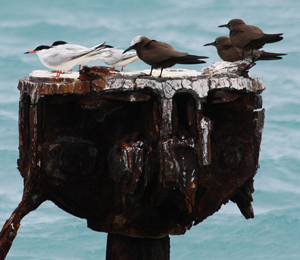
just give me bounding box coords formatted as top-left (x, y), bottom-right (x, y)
top-left (218, 19), bottom-right (283, 57)
top-left (123, 35), bottom-right (208, 77)
top-left (24, 42), bottom-right (110, 77)
top-left (103, 48), bottom-right (139, 71)
top-left (204, 36), bottom-right (286, 62)
top-left (51, 41), bottom-right (114, 70)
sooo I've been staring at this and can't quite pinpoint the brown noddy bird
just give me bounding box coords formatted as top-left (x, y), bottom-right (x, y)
top-left (204, 36), bottom-right (286, 62)
top-left (123, 35), bottom-right (208, 77)
top-left (218, 19), bottom-right (283, 56)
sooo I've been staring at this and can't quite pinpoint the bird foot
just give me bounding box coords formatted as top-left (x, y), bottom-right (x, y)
top-left (135, 72), bottom-right (152, 78)
top-left (53, 70), bottom-right (62, 78)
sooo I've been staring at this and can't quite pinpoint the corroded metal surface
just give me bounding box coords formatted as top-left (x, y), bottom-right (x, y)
top-left (0, 62), bottom-right (265, 259)
top-left (106, 234), bottom-right (170, 260)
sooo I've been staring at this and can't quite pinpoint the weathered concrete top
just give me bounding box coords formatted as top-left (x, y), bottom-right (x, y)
top-left (19, 60), bottom-right (265, 104)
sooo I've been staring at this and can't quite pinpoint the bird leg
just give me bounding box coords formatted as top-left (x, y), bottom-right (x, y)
top-left (53, 70), bottom-right (62, 78)
top-left (142, 67), bottom-right (153, 76)
top-left (241, 51), bottom-right (245, 60)
top-left (158, 68), bottom-right (164, 78)
top-left (135, 67), bottom-right (153, 78)
top-left (148, 67), bottom-right (153, 76)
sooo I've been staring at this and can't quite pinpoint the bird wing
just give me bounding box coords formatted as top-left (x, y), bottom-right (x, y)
top-left (141, 40), bottom-right (187, 66)
top-left (71, 43), bottom-right (107, 60)
top-left (80, 51), bottom-right (112, 64)
top-left (42, 50), bottom-right (69, 67)
top-left (54, 44), bottom-right (89, 52)
top-left (231, 24), bottom-right (263, 48)
top-left (245, 25), bottom-right (264, 40)
top-left (159, 55), bottom-right (206, 67)
top-left (218, 45), bottom-right (243, 62)
top-left (45, 45), bottom-right (105, 67)
top-left (104, 49), bottom-right (124, 65)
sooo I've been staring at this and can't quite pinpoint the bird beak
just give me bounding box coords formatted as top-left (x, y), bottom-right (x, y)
top-left (204, 42), bottom-right (216, 47)
top-left (123, 46), bottom-right (134, 54)
top-left (24, 50), bottom-right (35, 54)
top-left (218, 24), bottom-right (228, 28)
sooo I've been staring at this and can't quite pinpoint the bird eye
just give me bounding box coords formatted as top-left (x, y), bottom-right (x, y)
top-left (228, 23), bottom-right (231, 27)
top-left (215, 41), bottom-right (218, 44)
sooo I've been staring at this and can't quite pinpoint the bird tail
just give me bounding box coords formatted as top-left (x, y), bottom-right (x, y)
top-left (170, 55), bottom-right (209, 64)
top-left (70, 42), bottom-right (109, 60)
top-left (262, 33), bottom-right (283, 44)
top-left (256, 51), bottom-right (287, 61)
top-left (79, 43), bottom-right (118, 60)
top-left (248, 33), bottom-right (283, 50)
top-left (90, 42), bottom-right (106, 50)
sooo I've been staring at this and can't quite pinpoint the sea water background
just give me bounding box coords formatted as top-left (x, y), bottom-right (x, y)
top-left (0, 0), bottom-right (299, 259)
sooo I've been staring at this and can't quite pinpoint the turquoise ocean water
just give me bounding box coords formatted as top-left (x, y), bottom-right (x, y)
top-left (1, 0), bottom-right (300, 259)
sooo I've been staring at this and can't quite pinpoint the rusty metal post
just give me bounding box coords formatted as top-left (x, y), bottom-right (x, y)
top-left (0, 62), bottom-right (265, 259)
top-left (106, 234), bottom-right (170, 260)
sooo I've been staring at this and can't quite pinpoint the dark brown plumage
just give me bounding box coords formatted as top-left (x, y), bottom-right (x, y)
top-left (123, 35), bottom-right (208, 77)
top-left (218, 19), bottom-right (283, 55)
top-left (204, 36), bottom-right (286, 62)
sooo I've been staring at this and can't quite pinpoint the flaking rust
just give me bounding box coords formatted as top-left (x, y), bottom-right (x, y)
top-left (0, 62), bottom-right (265, 259)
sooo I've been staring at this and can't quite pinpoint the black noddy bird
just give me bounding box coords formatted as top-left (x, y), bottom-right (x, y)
top-left (204, 36), bottom-right (286, 62)
top-left (123, 35), bottom-right (208, 77)
top-left (218, 19), bottom-right (283, 56)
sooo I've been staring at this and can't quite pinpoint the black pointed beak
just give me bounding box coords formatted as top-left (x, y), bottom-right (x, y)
top-left (218, 24), bottom-right (228, 28)
top-left (204, 41), bottom-right (216, 47)
top-left (123, 46), bottom-right (134, 54)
